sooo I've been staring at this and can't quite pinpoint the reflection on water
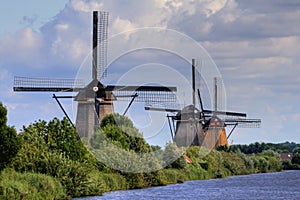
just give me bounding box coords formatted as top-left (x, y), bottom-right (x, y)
top-left (76, 170), bottom-right (300, 200)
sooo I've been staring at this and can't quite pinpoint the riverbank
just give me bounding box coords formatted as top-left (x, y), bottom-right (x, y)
top-left (0, 114), bottom-right (284, 199)
top-left (0, 145), bottom-right (283, 199)
top-left (76, 170), bottom-right (300, 200)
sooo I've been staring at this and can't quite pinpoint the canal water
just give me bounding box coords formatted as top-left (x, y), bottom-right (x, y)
top-left (76, 170), bottom-right (300, 200)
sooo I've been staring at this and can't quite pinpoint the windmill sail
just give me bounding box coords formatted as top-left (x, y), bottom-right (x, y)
top-left (93, 11), bottom-right (109, 80)
top-left (13, 76), bottom-right (85, 92)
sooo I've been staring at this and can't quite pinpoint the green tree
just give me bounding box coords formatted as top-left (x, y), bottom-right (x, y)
top-left (94, 114), bottom-right (151, 153)
top-left (0, 102), bottom-right (21, 170)
top-left (10, 118), bottom-right (102, 197)
top-left (21, 118), bottom-right (88, 162)
top-left (292, 147), bottom-right (300, 154)
top-left (292, 154), bottom-right (300, 165)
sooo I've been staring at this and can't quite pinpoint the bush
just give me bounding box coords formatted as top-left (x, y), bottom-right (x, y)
top-left (94, 172), bottom-right (127, 191)
top-left (265, 156), bottom-right (282, 172)
top-left (163, 143), bottom-right (187, 169)
top-left (161, 168), bottom-right (186, 184)
top-left (255, 156), bottom-right (269, 173)
top-left (292, 154), bottom-right (300, 165)
top-left (183, 166), bottom-right (209, 180)
top-left (221, 152), bottom-right (249, 175)
top-left (261, 149), bottom-right (280, 159)
top-left (11, 145), bottom-right (96, 197)
top-left (0, 168), bottom-right (66, 199)
top-left (10, 127), bottom-right (102, 197)
top-left (93, 114), bottom-right (152, 153)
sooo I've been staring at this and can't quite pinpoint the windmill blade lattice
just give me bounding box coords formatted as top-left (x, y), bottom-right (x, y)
top-left (96, 11), bottom-right (109, 80)
top-left (108, 85), bottom-right (177, 102)
top-left (225, 118), bottom-right (261, 128)
top-left (144, 101), bottom-right (181, 112)
top-left (13, 76), bottom-right (85, 92)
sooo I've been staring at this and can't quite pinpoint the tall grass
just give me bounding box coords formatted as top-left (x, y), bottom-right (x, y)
top-left (0, 168), bottom-right (67, 200)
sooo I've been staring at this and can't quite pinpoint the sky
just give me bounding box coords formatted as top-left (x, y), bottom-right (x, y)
top-left (1, 0), bottom-right (300, 146)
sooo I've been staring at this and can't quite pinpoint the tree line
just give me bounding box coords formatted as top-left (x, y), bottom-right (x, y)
top-left (231, 142), bottom-right (300, 154)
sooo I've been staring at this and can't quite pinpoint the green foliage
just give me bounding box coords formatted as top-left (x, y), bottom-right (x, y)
top-left (282, 160), bottom-right (293, 170)
top-left (216, 145), bottom-right (231, 152)
top-left (93, 114), bottom-right (151, 153)
top-left (151, 145), bottom-right (162, 152)
top-left (10, 138), bottom-right (96, 196)
top-left (0, 102), bottom-right (7, 127)
top-left (90, 141), bottom-right (163, 173)
top-left (0, 168), bottom-right (66, 200)
top-left (163, 143), bottom-right (187, 169)
top-left (21, 117), bottom-right (89, 162)
top-left (0, 103), bottom-right (21, 170)
top-left (161, 168), bottom-right (186, 184)
top-left (254, 156), bottom-right (269, 173)
top-left (231, 141), bottom-right (300, 154)
top-left (124, 171), bottom-right (164, 189)
top-left (1, 106), bottom-right (286, 198)
top-left (292, 147), bottom-right (300, 154)
top-left (92, 171), bottom-right (127, 192)
top-left (9, 118), bottom-right (107, 197)
top-left (221, 152), bottom-right (249, 175)
top-left (183, 166), bottom-right (209, 180)
top-left (261, 149), bottom-right (280, 159)
top-left (266, 156), bottom-right (283, 172)
top-left (237, 152), bottom-right (255, 173)
top-left (292, 154), bottom-right (300, 165)
top-left (101, 113), bottom-right (134, 128)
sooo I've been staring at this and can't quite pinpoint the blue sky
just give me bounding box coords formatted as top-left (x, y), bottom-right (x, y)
top-left (1, 0), bottom-right (300, 146)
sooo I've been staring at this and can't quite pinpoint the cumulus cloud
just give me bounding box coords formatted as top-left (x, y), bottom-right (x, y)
top-left (0, 27), bottom-right (43, 69)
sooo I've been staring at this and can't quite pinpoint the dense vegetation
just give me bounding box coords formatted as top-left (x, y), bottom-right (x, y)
top-left (231, 142), bottom-right (300, 169)
top-left (231, 142), bottom-right (300, 154)
top-left (0, 103), bottom-right (21, 170)
top-left (0, 102), bottom-right (292, 199)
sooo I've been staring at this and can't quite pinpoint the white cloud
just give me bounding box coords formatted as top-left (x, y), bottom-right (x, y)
top-left (0, 27), bottom-right (43, 68)
top-left (55, 23), bottom-right (69, 31)
top-left (111, 17), bottom-right (137, 34)
top-left (71, 0), bottom-right (103, 12)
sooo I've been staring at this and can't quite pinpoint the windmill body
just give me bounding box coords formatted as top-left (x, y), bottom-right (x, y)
top-left (203, 115), bottom-right (228, 149)
top-left (173, 105), bottom-right (203, 147)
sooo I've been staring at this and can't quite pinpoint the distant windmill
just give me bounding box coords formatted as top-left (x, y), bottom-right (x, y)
top-left (145, 59), bottom-right (261, 149)
top-left (13, 11), bottom-right (177, 138)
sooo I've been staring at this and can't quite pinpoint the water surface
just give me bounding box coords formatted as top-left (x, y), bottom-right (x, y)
top-left (76, 170), bottom-right (300, 200)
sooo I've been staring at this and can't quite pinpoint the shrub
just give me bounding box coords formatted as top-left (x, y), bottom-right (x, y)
top-left (161, 168), bottom-right (186, 184)
top-left (221, 152), bottom-right (248, 175)
top-left (292, 154), bottom-right (300, 165)
top-left (93, 114), bottom-right (152, 153)
top-left (255, 156), bottom-right (269, 173)
top-left (0, 168), bottom-right (66, 199)
top-left (163, 143), bottom-right (187, 169)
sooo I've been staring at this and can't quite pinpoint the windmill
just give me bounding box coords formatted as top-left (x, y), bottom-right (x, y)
top-left (13, 11), bottom-right (177, 138)
top-left (145, 59), bottom-right (261, 149)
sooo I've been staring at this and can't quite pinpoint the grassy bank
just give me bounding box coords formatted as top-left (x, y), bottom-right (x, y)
top-left (1, 147), bottom-right (283, 199)
top-left (0, 147), bottom-right (282, 199)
